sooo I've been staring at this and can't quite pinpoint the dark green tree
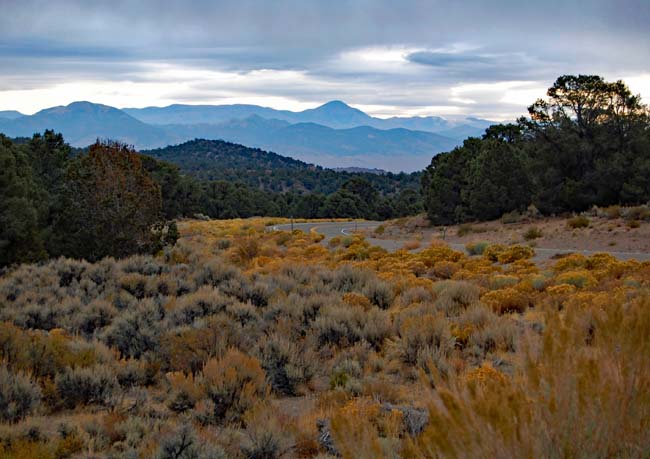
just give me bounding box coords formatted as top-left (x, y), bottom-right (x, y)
top-left (0, 135), bottom-right (44, 267)
top-left (421, 139), bottom-right (478, 225)
top-left (463, 135), bottom-right (532, 221)
top-left (57, 141), bottom-right (164, 260)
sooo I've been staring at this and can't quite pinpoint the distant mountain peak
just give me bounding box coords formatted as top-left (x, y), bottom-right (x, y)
top-left (318, 100), bottom-right (351, 108)
top-left (313, 100), bottom-right (363, 113)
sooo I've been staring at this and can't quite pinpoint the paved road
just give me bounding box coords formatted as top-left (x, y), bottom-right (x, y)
top-left (270, 221), bottom-right (650, 262)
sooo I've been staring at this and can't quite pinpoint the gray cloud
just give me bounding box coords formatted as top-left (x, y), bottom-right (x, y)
top-left (0, 0), bottom-right (648, 118)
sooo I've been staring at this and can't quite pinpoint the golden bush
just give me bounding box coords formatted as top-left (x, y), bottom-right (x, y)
top-left (481, 287), bottom-right (530, 314)
top-left (497, 245), bottom-right (535, 263)
top-left (200, 348), bottom-right (268, 424)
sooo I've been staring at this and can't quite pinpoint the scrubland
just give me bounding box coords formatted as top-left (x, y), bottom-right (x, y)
top-left (375, 204), bottom-right (650, 259)
top-left (1, 217), bottom-right (649, 458)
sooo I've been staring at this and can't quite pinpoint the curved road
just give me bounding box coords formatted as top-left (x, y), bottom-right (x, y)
top-left (271, 220), bottom-right (650, 262)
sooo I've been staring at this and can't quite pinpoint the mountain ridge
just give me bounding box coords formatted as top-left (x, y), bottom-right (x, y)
top-left (0, 110), bottom-right (24, 120)
top-left (123, 100), bottom-right (494, 135)
top-left (0, 100), bottom-right (491, 171)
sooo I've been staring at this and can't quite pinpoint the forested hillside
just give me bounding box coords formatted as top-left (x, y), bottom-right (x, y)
top-left (1, 133), bottom-right (424, 268)
top-left (142, 138), bottom-right (421, 195)
top-left (422, 75), bottom-right (650, 224)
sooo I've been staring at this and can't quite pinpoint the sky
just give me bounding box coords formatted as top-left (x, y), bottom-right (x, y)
top-left (1, 0), bottom-right (649, 120)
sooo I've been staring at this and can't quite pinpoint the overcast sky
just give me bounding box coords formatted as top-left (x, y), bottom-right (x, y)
top-left (1, 0), bottom-right (649, 120)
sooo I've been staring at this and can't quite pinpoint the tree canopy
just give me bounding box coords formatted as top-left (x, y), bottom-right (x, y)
top-left (422, 75), bottom-right (650, 224)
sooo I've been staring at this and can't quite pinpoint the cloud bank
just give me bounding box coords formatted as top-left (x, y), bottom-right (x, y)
top-left (1, 0), bottom-right (649, 119)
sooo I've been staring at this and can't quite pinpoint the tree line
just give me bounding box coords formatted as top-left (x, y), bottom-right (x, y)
top-left (421, 75), bottom-right (650, 224)
top-left (0, 133), bottom-right (421, 267)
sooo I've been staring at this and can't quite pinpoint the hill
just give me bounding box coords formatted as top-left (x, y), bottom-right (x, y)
top-left (142, 138), bottom-right (421, 195)
top-left (168, 116), bottom-right (458, 171)
top-left (0, 101), bottom-right (176, 147)
top-left (0, 110), bottom-right (24, 120)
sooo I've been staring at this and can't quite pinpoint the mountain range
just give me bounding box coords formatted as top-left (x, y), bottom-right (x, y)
top-left (0, 100), bottom-right (495, 171)
top-left (123, 100), bottom-right (492, 137)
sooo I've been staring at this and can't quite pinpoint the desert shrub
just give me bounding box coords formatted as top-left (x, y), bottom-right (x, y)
top-left (200, 349), bottom-right (268, 424)
top-left (432, 280), bottom-right (480, 316)
top-left (0, 365), bottom-right (41, 422)
top-left (55, 365), bottom-right (117, 409)
top-left (467, 316), bottom-right (519, 354)
top-left (340, 235), bottom-right (355, 248)
top-left (482, 244), bottom-right (507, 262)
top-left (555, 270), bottom-right (597, 289)
top-left (0, 440), bottom-right (54, 459)
top-left (362, 279), bottom-right (394, 309)
top-left (567, 215), bottom-right (590, 229)
top-left (401, 295), bottom-right (650, 458)
top-left (497, 245), bottom-right (535, 263)
top-left (54, 425), bottom-right (85, 459)
top-left (168, 286), bottom-right (231, 326)
top-left (398, 315), bottom-right (454, 365)
top-left (329, 359), bottom-right (363, 395)
top-left (419, 244), bottom-right (464, 265)
top-left (102, 300), bottom-right (163, 358)
top-left (331, 265), bottom-right (371, 293)
top-left (234, 236), bottom-right (261, 263)
top-left (119, 273), bottom-right (149, 299)
top-left (530, 274), bottom-right (550, 291)
top-left (217, 238), bottom-right (232, 250)
top-left (226, 301), bottom-right (260, 327)
top-left (465, 241), bottom-right (489, 256)
top-left (258, 335), bottom-right (315, 396)
top-left (119, 255), bottom-right (166, 276)
top-left (622, 204), bottom-right (650, 221)
top-left (433, 260), bottom-right (460, 279)
top-left (416, 344), bottom-right (452, 377)
top-left (399, 287), bottom-right (433, 306)
top-left (238, 280), bottom-right (273, 308)
top-left (166, 372), bottom-right (202, 413)
top-left (481, 288), bottom-right (530, 314)
top-left (328, 235), bottom-right (342, 247)
top-left (194, 259), bottom-right (241, 287)
top-left (54, 258), bottom-right (89, 288)
top-left (11, 303), bottom-right (59, 330)
top-left (523, 227), bottom-right (543, 240)
top-left (73, 299), bottom-right (116, 336)
top-left (113, 289), bottom-right (138, 310)
top-left (241, 407), bottom-right (293, 459)
top-left (627, 219), bottom-right (641, 228)
top-left (313, 304), bottom-right (365, 347)
top-left (116, 358), bottom-right (151, 387)
top-left (156, 423), bottom-right (225, 459)
top-left (602, 205), bottom-right (621, 219)
top-left (489, 275), bottom-right (519, 290)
